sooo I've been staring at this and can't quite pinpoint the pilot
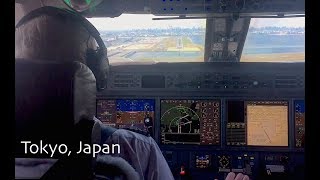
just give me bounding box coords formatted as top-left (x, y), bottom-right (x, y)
top-left (15, 6), bottom-right (250, 180)
top-left (226, 172), bottom-right (249, 180)
top-left (15, 8), bottom-right (174, 180)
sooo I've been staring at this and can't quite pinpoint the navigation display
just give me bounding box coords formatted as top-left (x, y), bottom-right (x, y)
top-left (96, 99), bottom-right (155, 136)
top-left (227, 100), bottom-right (289, 147)
top-left (160, 100), bottom-right (220, 145)
top-left (246, 101), bottom-right (288, 146)
top-left (294, 100), bottom-right (305, 148)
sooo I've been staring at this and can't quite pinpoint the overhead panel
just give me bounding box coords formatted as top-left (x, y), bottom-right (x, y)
top-left (150, 0), bottom-right (304, 15)
top-left (83, 0), bottom-right (304, 17)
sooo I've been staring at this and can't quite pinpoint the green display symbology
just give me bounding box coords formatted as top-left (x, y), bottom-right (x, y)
top-left (161, 103), bottom-right (200, 126)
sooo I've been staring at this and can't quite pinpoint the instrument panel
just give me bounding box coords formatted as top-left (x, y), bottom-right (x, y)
top-left (97, 99), bottom-right (303, 148)
top-left (97, 62), bottom-right (304, 180)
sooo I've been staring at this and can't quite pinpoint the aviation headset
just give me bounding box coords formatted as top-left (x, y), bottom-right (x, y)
top-left (15, 6), bottom-right (109, 91)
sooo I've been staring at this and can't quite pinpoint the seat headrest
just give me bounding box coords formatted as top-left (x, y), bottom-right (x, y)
top-left (15, 59), bottom-right (97, 157)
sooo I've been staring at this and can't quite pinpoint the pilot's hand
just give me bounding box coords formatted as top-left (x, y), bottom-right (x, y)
top-left (225, 172), bottom-right (249, 180)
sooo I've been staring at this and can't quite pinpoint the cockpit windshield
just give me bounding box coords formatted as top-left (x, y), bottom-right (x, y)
top-left (87, 16), bottom-right (304, 65)
top-left (87, 15), bottom-right (206, 65)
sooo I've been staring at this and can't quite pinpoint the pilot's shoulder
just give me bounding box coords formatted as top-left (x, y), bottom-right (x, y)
top-left (112, 128), bottom-right (154, 145)
top-left (123, 128), bottom-right (150, 137)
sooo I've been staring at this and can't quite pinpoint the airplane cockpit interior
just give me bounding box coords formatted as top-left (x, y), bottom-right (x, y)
top-left (15, 0), bottom-right (305, 179)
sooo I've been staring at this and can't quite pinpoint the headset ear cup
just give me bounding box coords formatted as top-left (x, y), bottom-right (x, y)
top-left (86, 48), bottom-right (108, 91)
top-left (98, 49), bottom-right (109, 88)
top-left (97, 63), bottom-right (107, 90)
top-left (86, 49), bottom-right (100, 89)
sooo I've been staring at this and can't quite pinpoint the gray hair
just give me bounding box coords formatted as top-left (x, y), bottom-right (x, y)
top-left (15, 14), bottom-right (97, 63)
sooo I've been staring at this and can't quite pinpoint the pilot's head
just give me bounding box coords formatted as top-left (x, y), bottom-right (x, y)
top-left (15, 12), bottom-right (97, 64)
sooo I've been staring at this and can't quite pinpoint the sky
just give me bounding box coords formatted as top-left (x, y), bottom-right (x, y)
top-left (87, 14), bottom-right (206, 31)
top-left (250, 17), bottom-right (305, 28)
top-left (87, 15), bottom-right (305, 31)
